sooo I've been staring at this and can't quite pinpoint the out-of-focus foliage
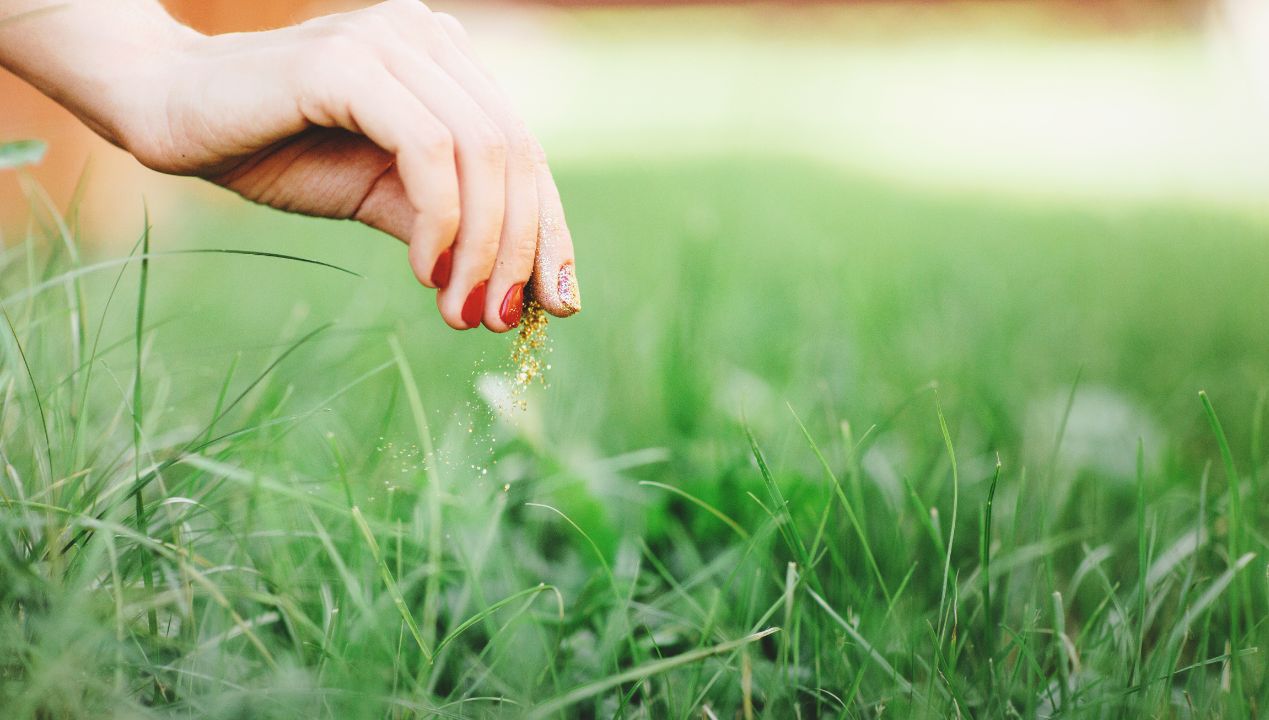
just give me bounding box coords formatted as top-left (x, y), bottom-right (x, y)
top-left (0, 154), bottom-right (1265, 717)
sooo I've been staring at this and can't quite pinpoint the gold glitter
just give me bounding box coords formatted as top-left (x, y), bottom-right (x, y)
top-left (505, 299), bottom-right (551, 412)
top-left (557, 262), bottom-right (581, 314)
top-left (533, 210), bottom-right (581, 316)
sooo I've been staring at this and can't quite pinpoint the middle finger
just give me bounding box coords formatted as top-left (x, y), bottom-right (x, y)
top-left (379, 37), bottom-right (507, 329)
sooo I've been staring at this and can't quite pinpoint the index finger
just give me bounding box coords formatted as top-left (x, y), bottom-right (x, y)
top-left (528, 143), bottom-right (580, 317)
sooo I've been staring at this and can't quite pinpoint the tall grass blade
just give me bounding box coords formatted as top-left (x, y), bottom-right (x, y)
top-left (388, 335), bottom-right (443, 658)
top-left (131, 208), bottom-right (159, 642)
top-left (68, 230), bottom-right (145, 472)
top-left (351, 505), bottom-right (433, 663)
top-left (981, 453), bottom-right (1001, 666)
top-left (788, 404), bottom-right (891, 605)
top-left (2, 248), bottom-right (360, 309)
top-left (744, 424), bottom-right (820, 595)
top-left (1, 309), bottom-right (52, 479)
top-left (1199, 390), bottom-right (1251, 708)
top-left (934, 393), bottom-right (959, 645)
top-left (1052, 591), bottom-right (1071, 712)
top-left (1133, 437), bottom-right (1147, 686)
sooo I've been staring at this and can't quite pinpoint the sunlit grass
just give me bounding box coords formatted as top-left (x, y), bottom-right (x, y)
top-left (1, 156), bottom-right (1266, 717)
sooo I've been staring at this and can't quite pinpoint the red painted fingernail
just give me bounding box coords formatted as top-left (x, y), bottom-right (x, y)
top-left (500, 283), bottom-right (525, 327)
top-left (431, 248), bottom-right (453, 289)
top-left (461, 282), bottom-right (487, 329)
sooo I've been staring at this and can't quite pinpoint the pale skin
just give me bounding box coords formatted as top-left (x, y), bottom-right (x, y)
top-left (0, 0), bottom-right (580, 331)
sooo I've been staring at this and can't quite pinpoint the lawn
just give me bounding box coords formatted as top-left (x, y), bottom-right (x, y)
top-left (1, 153), bottom-right (1267, 718)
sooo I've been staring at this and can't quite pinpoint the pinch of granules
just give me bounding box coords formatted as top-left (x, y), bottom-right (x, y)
top-left (506, 299), bottom-right (551, 412)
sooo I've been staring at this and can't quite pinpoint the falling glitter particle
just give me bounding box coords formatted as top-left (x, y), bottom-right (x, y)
top-left (505, 299), bottom-right (551, 413)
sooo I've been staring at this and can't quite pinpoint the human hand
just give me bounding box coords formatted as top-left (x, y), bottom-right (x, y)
top-left (1, 0), bottom-right (580, 331)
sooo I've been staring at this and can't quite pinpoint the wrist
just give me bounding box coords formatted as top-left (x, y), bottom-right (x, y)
top-left (0, 1), bottom-right (202, 150)
top-left (77, 4), bottom-right (205, 153)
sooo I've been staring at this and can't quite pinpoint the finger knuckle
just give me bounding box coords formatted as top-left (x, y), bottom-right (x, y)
top-left (433, 203), bottom-right (461, 238)
top-left (358, 12), bottom-right (396, 42)
top-left (468, 123), bottom-right (507, 164)
top-left (312, 31), bottom-right (355, 61)
top-left (418, 126), bottom-right (455, 162)
top-left (518, 217), bottom-right (539, 251)
top-left (480, 241), bottom-right (501, 268)
top-left (528, 138), bottom-right (550, 166)
top-left (507, 125), bottom-right (535, 165)
top-left (390, 0), bottom-right (437, 28)
top-left (309, 32), bottom-right (370, 77)
top-left (433, 12), bottom-right (466, 36)
top-left (300, 39), bottom-right (373, 107)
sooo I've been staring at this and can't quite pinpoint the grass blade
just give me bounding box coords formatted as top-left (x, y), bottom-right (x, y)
top-left (60, 323), bottom-right (332, 553)
top-left (744, 424), bottom-right (821, 596)
top-left (934, 393), bottom-right (959, 645)
top-left (1133, 437), bottom-right (1147, 686)
top-left (1, 308), bottom-right (52, 479)
top-left (980, 452), bottom-right (1002, 665)
top-left (2, 248), bottom-right (360, 309)
top-left (434, 584), bottom-right (560, 656)
top-left (807, 587), bottom-right (913, 695)
top-left (0, 140), bottom-right (47, 169)
top-left (788, 404), bottom-right (892, 605)
top-left (1164, 552), bottom-right (1256, 651)
top-left (351, 506), bottom-right (433, 663)
top-left (131, 208), bottom-right (159, 642)
top-left (1199, 390), bottom-right (1252, 708)
top-left (388, 335), bottom-right (443, 659)
top-left (525, 628), bottom-right (780, 719)
top-left (639, 481), bottom-right (750, 541)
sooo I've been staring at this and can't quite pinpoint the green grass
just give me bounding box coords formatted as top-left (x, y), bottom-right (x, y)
top-left (1, 156), bottom-right (1267, 718)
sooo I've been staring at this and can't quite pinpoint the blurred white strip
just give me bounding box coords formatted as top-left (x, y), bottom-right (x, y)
top-left (449, 4), bottom-right (1269, 211)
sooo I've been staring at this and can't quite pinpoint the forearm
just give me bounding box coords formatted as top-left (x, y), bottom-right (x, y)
top-left (0, 0), bottom-right (197, 147)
